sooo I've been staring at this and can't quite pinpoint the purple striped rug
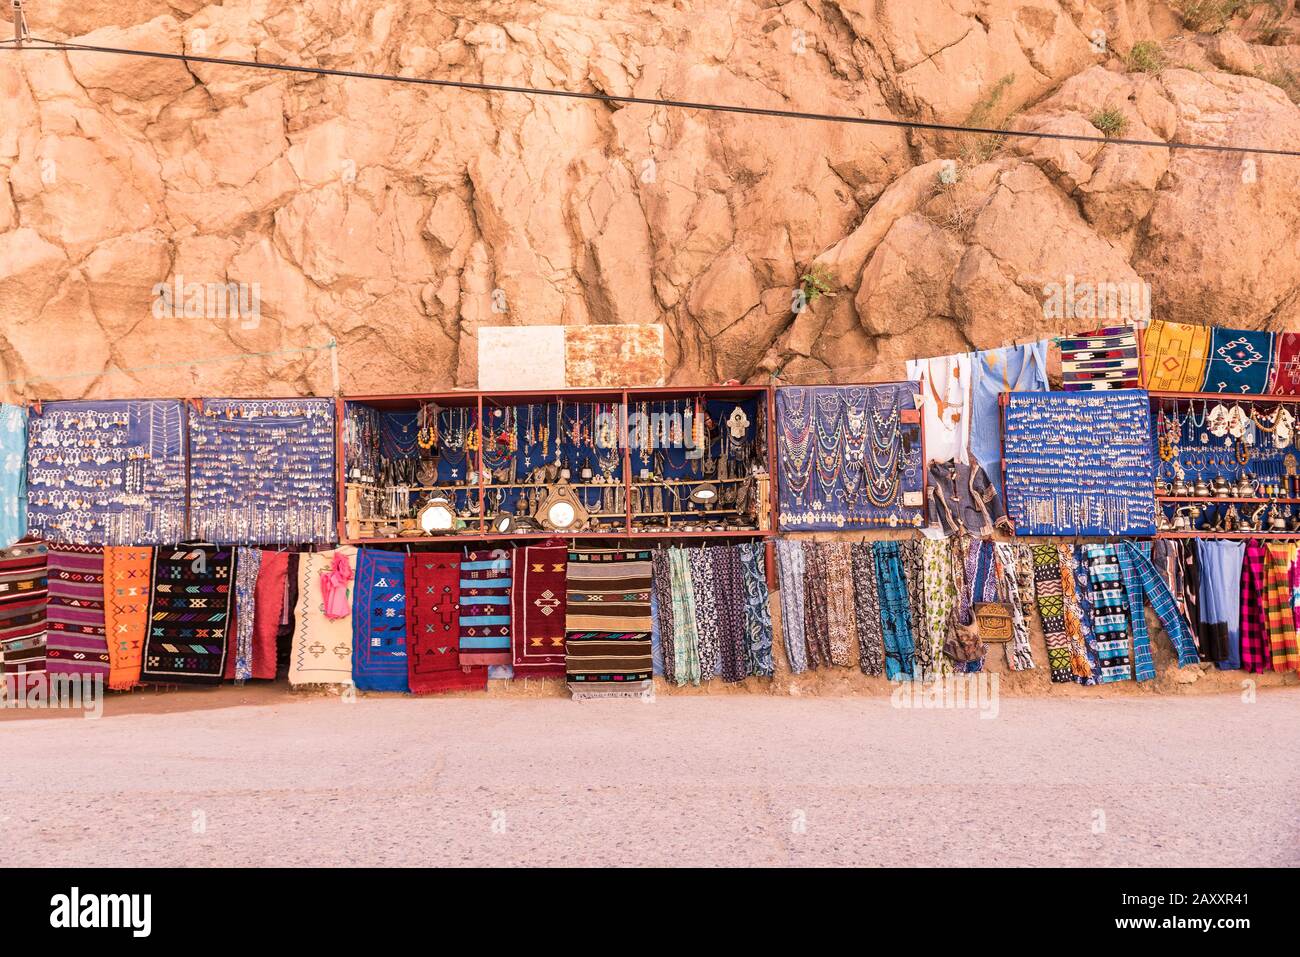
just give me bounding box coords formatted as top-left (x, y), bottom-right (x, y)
top-left (44, 543), bottom-right (109, 681)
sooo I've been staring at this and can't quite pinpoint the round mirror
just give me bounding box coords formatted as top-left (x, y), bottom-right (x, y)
top-left (690, 483), bottom-right (718, 505)
top-left (418, 497), bottom-right (454, 533)
top-left (547, 501), bottom-right (577, 529)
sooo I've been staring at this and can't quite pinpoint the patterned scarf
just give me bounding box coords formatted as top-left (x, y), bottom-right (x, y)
top-left (1058, 325), bottom-right (1141, 391)
top-left (919, 538), bottom-right (956, 680)
top-left (801, 544), bottom-right (833, 668)
top-left (407, 553), bottom-right (486, 694)
top-left (142, 545), bottom-right (235, 685)
top-left (714, 546), bottom-right (751, 683)
top-left (1264, 544), bottom-right (1300, 673)
top-left (1059, 546), bottom-right (1096, 683)
top-left (44, 544), bottom-right (109, 683)
top-left (0, 404), bottom-right (26, 548)
top-left (288, 547), bottom-right (356, 686)
top-left (823, 543), bottom-right (858, 668)
top-left (737, 543), bottom-right (774, 678)
top-left (667, 547), bottom-right (701, 686)
top-left (232, 546), bottom-right (262, 680)
top-left (687, 547), bottom-right (720, 680)
top-left (1031, 544), bottom-right (1072, 682)
top-left (651, 549), bottom-right (676, 684)
top-left (875, 541), bottom-right (917, 680)
top-left (849, 543), bottom-right (884, 676)
top-left (249, 551), bottom-right (289, 681)
top-left (774, 541), bottom-right (809, 674)
top-left (993, 543), bottom-right (1035, 671)
top-left (102, 545), bottom-right (152, 690)
top-left (509, 543), bottom-right (568, 678)
top-left (351, 548), bottom-right (410, 692)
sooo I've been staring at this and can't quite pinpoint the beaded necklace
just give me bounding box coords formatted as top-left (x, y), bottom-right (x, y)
top-left (779, 389), bottom-right (814, 498)
top-left (864, 387), bottom-right (902, 508)
top-left (813, 389), bottom-right (844, 503)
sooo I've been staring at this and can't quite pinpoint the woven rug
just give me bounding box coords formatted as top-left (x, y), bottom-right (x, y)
top-left (102, 546), bottom-right (152, 690)
top-left (1141, 319), bottom-right (1211, 391)
top-left (565, 548), bottom-right (653, 698)
top-left (289, 547), bottom-right (356, 686)
top-left (1058, 325), bottom-right (1141, 391)
top-left (1031, 544), bottom-right (1072, 683)
top-left (352, 548), bottom-right (410, 692)
top-left (459, 549), bottom-right (513, 667)
top-left (1271, 332), bottom-right (1300, 394)
top-left (251, 551), bottom-right (289, 680)
top-left (406, 553), bottom-right (486, 695)
top-left (1201, 327), bottom-right (1275, 394)
top-left (0, 540), bottom-right (48, 692)
top-left (230, 547), bottom-right (262, 680)
top-left (141, 545), bottom-right (234, 684)
top-left (510, 543), bottom-right (568, 678)
top-left (44, 543), bottom-right (109, 682)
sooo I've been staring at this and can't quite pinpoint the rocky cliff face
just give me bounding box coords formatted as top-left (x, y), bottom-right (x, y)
top-left (0, 0), bottom-right (1297, 400)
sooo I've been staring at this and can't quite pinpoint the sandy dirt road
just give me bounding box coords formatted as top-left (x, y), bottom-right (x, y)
top-left (3, 688), bottom-right (1298, 867)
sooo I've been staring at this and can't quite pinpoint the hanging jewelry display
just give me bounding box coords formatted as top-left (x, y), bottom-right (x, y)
top-left (188, 398), bottom-right (337, 546)
top-left (775, 383), bottom-right (923, 530)
top-left (1003, 391), bottom-right (1156, 537)
top-left (26, 399), bottom-right (187, 546)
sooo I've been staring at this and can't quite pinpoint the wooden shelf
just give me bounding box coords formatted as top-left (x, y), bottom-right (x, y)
top-left (1156, 531), bottom-right (1300, 539)
top-left (1158, 496), bottom-right (1300, 504)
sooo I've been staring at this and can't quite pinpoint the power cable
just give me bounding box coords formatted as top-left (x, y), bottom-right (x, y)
top-left (3, 35), bottom-right (1299, 158)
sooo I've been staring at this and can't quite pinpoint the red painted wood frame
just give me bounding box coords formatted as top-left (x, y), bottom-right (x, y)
top-left (335, 384), bottom-right (777, 544)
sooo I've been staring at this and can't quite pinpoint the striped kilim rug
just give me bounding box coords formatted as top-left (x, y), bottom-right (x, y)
top-left (44, 543), bottom-right (109, 682)
top-left (0, 540), bottom-right (48, 693)
top-left (565, 548), bottom-right (653, 699)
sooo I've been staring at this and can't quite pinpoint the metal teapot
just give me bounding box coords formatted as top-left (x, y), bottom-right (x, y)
top-left (1235, 475), bottom-right (1257, 498)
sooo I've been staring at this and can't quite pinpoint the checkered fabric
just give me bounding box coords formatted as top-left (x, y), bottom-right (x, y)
top-left (1115, 541), bottom-right (1199, 682)
top-left (1240, 542), bottom-right (1272, 674)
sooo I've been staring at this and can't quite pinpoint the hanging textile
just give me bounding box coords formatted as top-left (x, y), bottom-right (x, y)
top-left (773, 540), bottom-right (808, 675)
top-left (1152, 540), bottom-right (1202, 657)
top-left (993, 542), bottom-right (1035, 671)
top-left (407, 553), bottom-right (487, 694)
top-left (1114, 541), bottom-right (1201, 681)
top-left (232, 547), bottom-right (262, 681)
top-left (1142, 319), bottom-right (1212, 392)
top-left (875, 542), bottom-right (917, 680)
top-left (0, 404), bottom-right (27, 548)
top-left (102, 545), bottom-right (152, 690)
top-left (823, 543), bottom-right (858, 668)
top-left (288, 547), bottom-right (357, 686)
top-left (275, 554), bottom-right (300, 680)
top-left (459, 549), bottom-right (512, 667)
top-left (351, 548), bottom-right (410, 692)
top-left (564, 548), bottom-right (654, 698)
top-left (141, 544), bottom-right (235, 685)
top-left (1271, 332), bottom-right (1300, 395)
top-left (849, 543), bottom-right (884, 676)
top-left (906, 352), bottom-right (971, 465)
top-left (251, 551), bottom-right (289, 680)
top-left (1240, 541), bottom-right (1271, 673)
top-left (667, 547), bottom-right (701, 686)
top-left (927, 459), bottom-right (1010, 537)
top-left (321, 551), bottom-right (353, 620)
top-left (1197, 540), bottom-right (1245, 671)
top-left (775, 384), bottom-right (924, 531)
top-left (953, 538), bottom-right (994, 674)
top-left (899, 542), bottom-right (929, 672)
top-left (971, 343), bottom-right (1048, 495)
top-left (1200, 327), bottom-right (1276, 395)
top-left (801, 543), bottom-right (832, 668)
top-left (1057, 325), bottom-right (1141, 392)
top-left (919, 538), bottom-right (956, 680)
top-left (1062, 547), bottom-right (1099, 683)
top-left (27, 400), bottom-right (186, 545)
top-left (1003, 391), bottom-right (1157, 536)
top-left (1081, 543), bottom-right (1133, 683)
top-left (0, 540), bottom-right (47, 693)
top-left (687, 547), bottom-right (721, 680)
top-left (713, 546), bottom-right (751, 682)
top-left (188, 398), bottom-right (336, 545)
top-left (1031, 544), bottom-right (1073, 682)
top-left (1264, 544), bottom-right (1300, 673)
top-left (44, 544), bottom-right (109, 683)
top-left (651, 549), bottom-right (676, 684)
top-left (509, 543), bottom-right (568, 678)
top-left (737, 542), bottom-right (774, 678)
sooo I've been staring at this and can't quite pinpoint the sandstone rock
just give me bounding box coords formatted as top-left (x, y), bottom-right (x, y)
top-left (66, 16), bottom-right (194, 102)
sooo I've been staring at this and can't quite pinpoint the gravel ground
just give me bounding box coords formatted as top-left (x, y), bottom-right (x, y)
top-left (3, 689), bottom-right (1298, 867)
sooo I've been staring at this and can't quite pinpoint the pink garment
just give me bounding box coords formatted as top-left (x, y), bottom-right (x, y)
top-left (320, 550), bottom-right (354, 621)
